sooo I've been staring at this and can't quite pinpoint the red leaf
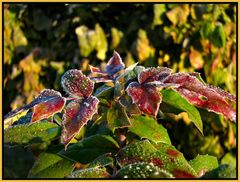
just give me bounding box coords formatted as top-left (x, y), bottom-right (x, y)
top-left (138, 67), bottom-right (172, 84)
top-left (164, 73), bottom-right (236, 121)
top-left (105, 51), bottom-right (125, 76)
top-left (61, 69), bottom-right (94, 98)
top-left (4, 89), bottom-right (66, 123)
top-left (126, 82), bottom-right (162, 117)
top-left (32, 90), bottom-right (66, 122)
top-left (89, 65), bottom-right (105, 74)
top-left (61, 96), bottom-right (99, 148)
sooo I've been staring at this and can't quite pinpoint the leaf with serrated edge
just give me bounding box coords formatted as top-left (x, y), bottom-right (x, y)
top-left (164, 73), bottom-right (236, 122)
top-left (61, 96), bottom-right (99, 148)
top-left (126, 82), bottom-right (161, 117)
top-left (61, 69), bottom-right (94, 98)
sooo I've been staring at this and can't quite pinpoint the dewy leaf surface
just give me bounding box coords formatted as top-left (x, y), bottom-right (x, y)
top-left (105, 51), bottom-right (125, 76)
top-left (61, 69), bottom-right (94, 98)
top-left (126, 82), bottom-right (162, 117)
top-left (163, 73), bottom-right (236, 121)
top-left (129, 115), bottom-right (171, 144)
top-left (68, 167), bottom-right (110, 178)
top-left (117, 140), bottom-right (197, 178)
top-left (161, 89), bottom-right (203, 135)
top-left (59, 134), bottom-right (119, 164)
top-left (61, 96), bottom-right (99, 147)
top-left (189, 154), bottom-right (218, 177)
top-left (4, 121), bottom-right (61, 145)
top-left (117, 162), bottom-right (174, 178)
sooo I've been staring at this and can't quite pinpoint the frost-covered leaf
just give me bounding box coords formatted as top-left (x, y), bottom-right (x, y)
top-left (189, 155), bottom-right (218, 177)
top-left (4, 89), bottom-right (64, 123)
top-left (192, 153), bottom-right (218, 171)
top-left (161, 89), bottom-right (203, 135)
top-left (117, 140), bottom-right (197, 178)
top-left (124, 65), bottom-right (145, 82)
top-left (68, 167), bottom-right (110, 178)
top-left (105, 51), bottom-right (125, 76)
top-left (61, 69), bottom-right (94, 98)
top-left (138, 67), bottom-right (172, 84)
top-left (117, 162), bottom-right (174, 178)
top-left (126, 82), bottom-right (161, 117)
top-left (107, 101), bottom-right (131, 130)
top-left (115, 62), bottom-right (139, 81)
top-left (61, 96), bottom-right (99, 147)
top-left (129, 115), bottom-right (171, 144)
top-left (4, 121), bottom-right (61, 145)
top-left (163, 73), bottom-right (236, 122)
top-left (59, 135), bottom-right (119, 164)
top-left (32, 96), bottom-right (65, 122)
top-left (88, 153), bottom-right (114, 168)
top-left (28, 151), bottom-right (74, 178)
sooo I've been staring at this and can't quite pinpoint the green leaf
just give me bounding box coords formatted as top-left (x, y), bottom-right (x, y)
top-left (68, 167), bottom-right (110, 178)
top-left (124, 65), bottom-right (145, 82)
top-left (4, 122), bottom-right (61, 145)
top-left (94, 84), bottom-right (114, 98)
top-left (200, 21), bottom-right (215, 39)
top-left (28, 152), bottom-right (74, 178)
top-left (201, 164), bottom-right (236, 178)
top-left (221, 153), bottom-right (236, 168)
top-left (107, 101), bottom-right (131, 130)
top-left (117, 140), bottom-right (197, 178)
top-left (88, 153), bottom-right (114, 168)
top-left (211, 23), bottom-right (226, 48)
top-left (59, 135), bottom-right (119, 164)
top-left (117, 162), bottom-right (174, 178)
top-left (189, 154), bottom-right (218, 177)
top-left (161, 89), bottom-right (203, 135)
top-left (129, 115), bottom-right (171, 144)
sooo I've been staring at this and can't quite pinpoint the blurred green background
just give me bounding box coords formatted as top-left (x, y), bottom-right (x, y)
top-left (3, 3), bottom-right (236, 177)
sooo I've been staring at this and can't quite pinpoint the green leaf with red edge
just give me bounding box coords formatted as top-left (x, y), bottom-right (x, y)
top-left (189, 154), bottom-right (218, 177)
top-left (161, 88), bottom-right (203, 135)
top-left (117, 140), bottom-right (197, 178)
top-left (107, 101), bottom-right (131, 130)
top-left (126, 82), bottom-right (162, 117)
top-left (32, 89), bottom-right (66, 122)
top-left (116, 162), bottom-right (174, 178)
top-left (138, 67), bottom-right (172, 84)
top-left (129, 115), bottom-right (171, 144)
top-left (61, 96), bottom-right (99, 148)
top-left (163, 73), bottom-right (236, 122)
top-left (68, 167), bottom-right (110, 178)
top-left (61, 69), bottom-right (94, 98)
